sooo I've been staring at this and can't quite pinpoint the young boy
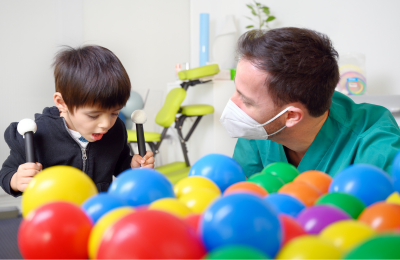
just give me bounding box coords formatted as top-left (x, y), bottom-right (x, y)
top-left (0, 45), bottom-right (154, 197)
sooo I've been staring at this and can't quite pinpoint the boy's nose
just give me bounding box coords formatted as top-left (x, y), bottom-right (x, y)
top-left (99, 118), bottom-right (112, 130)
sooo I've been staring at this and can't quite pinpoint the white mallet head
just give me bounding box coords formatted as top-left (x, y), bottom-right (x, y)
top-left (131, 110), bottom-right (147, 124)
top-left (17, 118), bottom-right (37, 136)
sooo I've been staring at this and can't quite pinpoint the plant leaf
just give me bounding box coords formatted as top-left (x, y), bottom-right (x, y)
top-left (266, 16), bottom-right (276, 22)
top-left (255, 2), bottom-right (261, 6)
top-left (262, 7), bottom-right (270, 15)
top-left (246, 4), bottom-right (257, 16)
top-left (246, 25), bottom-right (254, 28)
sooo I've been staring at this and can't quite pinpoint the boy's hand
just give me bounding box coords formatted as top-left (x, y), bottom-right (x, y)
top-left (10, 162), bottom-right (42, 192)
top-left (131, 151), bottom-right (155, 169)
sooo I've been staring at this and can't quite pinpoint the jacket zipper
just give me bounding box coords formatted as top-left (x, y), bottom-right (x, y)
top-left (62, 118), bottom-right (89, 173)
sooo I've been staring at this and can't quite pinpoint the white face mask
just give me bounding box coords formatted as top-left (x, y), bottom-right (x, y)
top-left (220, 100), bottom-right (293, 140)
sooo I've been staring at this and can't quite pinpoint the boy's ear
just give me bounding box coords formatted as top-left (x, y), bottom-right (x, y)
top-left (54, 92), bottom-right (68, 113)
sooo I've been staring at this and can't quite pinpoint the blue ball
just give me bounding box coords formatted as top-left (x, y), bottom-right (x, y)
top-left (81, 193), bottom-right (127, 223)
top-left (392, 150), bottom-right (400, 193)
top-left (108, 168), bottom-right (175, 206)
top-left (263, 193), bottom-right (306, 218)
top-left (200, 193), bottom-right (281, 257)
top-left (329, 164), bottom-right (394, 206)
top-left (189, 153), bottom-right (246, 192)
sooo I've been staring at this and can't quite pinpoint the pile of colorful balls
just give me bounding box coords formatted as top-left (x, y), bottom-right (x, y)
top-left (18, 152), bottom-right (400, 259)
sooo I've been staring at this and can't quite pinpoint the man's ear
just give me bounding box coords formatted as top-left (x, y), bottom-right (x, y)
top-left (285, 107), bottom-right (303, 128)
top-left (54, 92), bottom-right (68, 113)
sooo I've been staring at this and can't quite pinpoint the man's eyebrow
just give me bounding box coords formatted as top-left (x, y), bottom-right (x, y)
top-left (236, 88), bottom-right (256, 105)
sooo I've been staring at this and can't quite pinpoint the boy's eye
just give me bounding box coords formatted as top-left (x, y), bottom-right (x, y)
top-left (88, 115), bottom-right (99, 119)
top-left (112, 113), bottom-right (119, 117)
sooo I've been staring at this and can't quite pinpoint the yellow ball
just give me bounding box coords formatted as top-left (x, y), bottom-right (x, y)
top-left (174, 176), bottom-right (221, 198)
top-left (148, 198), bottom-right (192, 218)
top-left (386, 192), bottom-right (400, 205)
top-left (178, 189), bottom-right (220, 214)
top-left (88, 207), bottom-right (134, 259)
top-left (276, 235), bottom-right (342, 259)
top-left (320, 220), bottom-right (375, 252)
top-left (22, 165), bottom-right (98, 217)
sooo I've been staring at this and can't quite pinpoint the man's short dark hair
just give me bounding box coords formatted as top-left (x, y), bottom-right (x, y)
top-left (53, 45), bottom-right (131, 113)
top-left (237, 27), bottom-right (339, 117)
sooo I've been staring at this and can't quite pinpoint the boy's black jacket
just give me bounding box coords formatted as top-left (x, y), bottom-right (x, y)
top-left (0, 106), bottom-right (132, 197)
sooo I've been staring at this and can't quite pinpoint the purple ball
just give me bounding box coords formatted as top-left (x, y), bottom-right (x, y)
top-left (296, 205), bottom-right (351, 234)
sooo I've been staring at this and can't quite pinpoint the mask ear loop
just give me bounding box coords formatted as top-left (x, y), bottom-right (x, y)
top-left (256, 106), bottom-right (295, 127)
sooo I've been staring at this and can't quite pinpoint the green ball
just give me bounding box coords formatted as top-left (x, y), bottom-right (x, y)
top-left (315, 192), bottom-right (366, 219)
top-left (261, 162), bottom-right (299, 184)
top-left (248, 173), bottom-right (285, 193)
top-left (204, 245), bottom-right (270, 259)
top-left (344, 234), bottom-right (400, 259)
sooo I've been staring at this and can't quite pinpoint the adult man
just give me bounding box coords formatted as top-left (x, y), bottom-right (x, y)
top-left (220, 28), bottom-right (400, 177)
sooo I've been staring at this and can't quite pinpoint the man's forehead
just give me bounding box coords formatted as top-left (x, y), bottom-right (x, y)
top-left (236, 59), bottom-right (269, 97)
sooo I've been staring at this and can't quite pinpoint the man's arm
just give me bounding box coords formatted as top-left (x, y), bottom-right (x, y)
top-left (354, 125), bottom-right (400, 175)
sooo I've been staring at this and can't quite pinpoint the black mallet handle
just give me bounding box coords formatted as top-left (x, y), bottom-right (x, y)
top-left (24, 131), bottom-right (35, 163)
top-left (136, 124), bottom-right (146, 157)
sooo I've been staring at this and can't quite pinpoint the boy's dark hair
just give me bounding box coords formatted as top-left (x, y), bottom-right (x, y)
top-left (237, 27), bottom-right (339, 117)
top-left (53, 45), bottom-right (131, 113)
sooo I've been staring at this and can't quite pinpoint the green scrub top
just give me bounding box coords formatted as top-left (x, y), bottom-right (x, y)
top-left (233, 91), bottom-right (400, 178)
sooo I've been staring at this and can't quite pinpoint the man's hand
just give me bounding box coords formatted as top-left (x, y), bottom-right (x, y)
top-left (10, 162), bottom-right (42, 192)
top-left (131, 151), bottom-right (155, 169)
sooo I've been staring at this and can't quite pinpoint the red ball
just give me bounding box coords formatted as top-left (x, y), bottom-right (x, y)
top-left (279, 214), bottom-right (307, 246)
top-left (97, 210), bottom-right (206, 259)
top-left (18, 201), bottom-right (92, 259)
top-left (184, 213), bottom-right (202, 232)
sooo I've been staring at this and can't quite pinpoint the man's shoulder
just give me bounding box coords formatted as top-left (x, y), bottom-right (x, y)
top-left (330, 91), bottom-right (399, 136)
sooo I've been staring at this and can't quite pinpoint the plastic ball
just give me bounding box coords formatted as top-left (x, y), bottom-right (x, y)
top-left (174, 176), bottom-right (221, 198)
top-left (294, 170), bottom-right (332, 194)
top-left (97, 210), bottom-right (206, 259)
top-left (315, 192), bottom-right (366, 219)
top-left (248, 172), bottom-right (285, 193)
top-left (391, 149), bottom-right (400, 193)
top-left (387, 192), bottom-right (400, 205)
top-left (179, 189), bottom-right (220, 214)
top-left (296, 205), bottom-right (351, 234)
top-left (264, 193), bottom-right (306, 218)
top-left (22, 165), bottom-right (98, 217)
top-left (189, 154), bottom-right (246, 192)
top-left (81, 193), bottom-right (127, 223)
top-left (224, 181), bottom-right (268, 197)
top-left (329, 164), bottom-right (394, 206)
top-left (18, 201), bottom-right (92, 259)
top-left (148, 198), bottom-right (192, 218)
top-left (204, 245), bottom-right (270, 259)
top-left (320, 220), bottom-right (375, 253)
top-left (279, 215), bottom-right (307, 246)
top-left (358, 201), bottom-right (400, 232)
top-left (344, 234), bottom-right (400, 259)
top-left (200, 193), bottom-right (281, 257)
top-left (276, 235), bottom-right (342, 259)
top-left (261, 162), bottom-right (299, 184)
top-left (184, 213), bottom-right (202, 232)
top-left (108, 168), bottom-right (174, 206)
top-left (278, 181), bottom-right (321, 207)
top-left (88, 207), bottom-right (134, 259)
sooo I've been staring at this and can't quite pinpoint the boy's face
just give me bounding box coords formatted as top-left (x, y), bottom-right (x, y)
top-left (63, 105), bottom-right (122, 142)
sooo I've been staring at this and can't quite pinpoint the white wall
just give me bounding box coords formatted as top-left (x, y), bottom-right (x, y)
top-left (190, 0), bottom-right (400, 95)
top-left (0, 0), bottom-right (190, 180)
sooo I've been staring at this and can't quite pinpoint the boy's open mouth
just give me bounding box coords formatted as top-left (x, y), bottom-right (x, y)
top-left (92, 133), bottom-right (104, 141)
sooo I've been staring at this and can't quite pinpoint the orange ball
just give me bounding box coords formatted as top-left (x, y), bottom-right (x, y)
top-left (278, 182), bottom-right (321, 207)
top-left (224, 181), bottom-right (269, 197)
top-left (294, 170), bottom-right (332, 194)
top-left (358, 202), bottom-right (400, 232)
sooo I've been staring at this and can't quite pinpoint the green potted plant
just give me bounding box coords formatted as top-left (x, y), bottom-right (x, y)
top-left (245, 0), bottom-right (276, 30)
